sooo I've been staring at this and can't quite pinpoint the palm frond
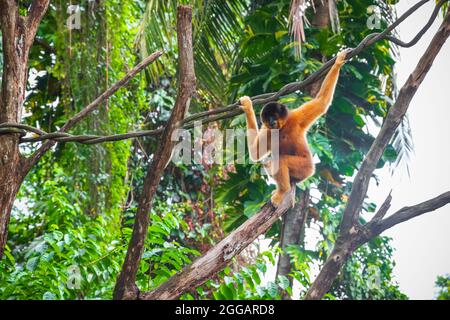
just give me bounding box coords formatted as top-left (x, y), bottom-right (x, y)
top-left (385, 45), bottom-right (413, 177)
top-left (328, 0), bottom-right (340, 34)
top-left (288, 0), bottom-right (309, 57)
top-left (135, 0), bottom-right (247, 106)
top-left (391, 114), bottom-right (414, 177)
top-left (289, 0), bottom-right (342, 57)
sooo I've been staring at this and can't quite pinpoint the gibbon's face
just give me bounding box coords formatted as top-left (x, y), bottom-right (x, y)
top-left (260, 102), bottom-right (289, 129)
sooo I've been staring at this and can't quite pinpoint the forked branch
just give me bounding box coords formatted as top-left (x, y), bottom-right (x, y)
top-left (304, 10), bottom-right (450, 300)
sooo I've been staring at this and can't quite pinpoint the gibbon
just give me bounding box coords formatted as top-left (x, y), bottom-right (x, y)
top-left (239, 49), bottom-right (350, 206)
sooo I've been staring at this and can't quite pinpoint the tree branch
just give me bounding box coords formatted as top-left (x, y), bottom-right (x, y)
top-left (371, 190), bottom-right (392, 222)
top-left (303, 191), bottom-right (450, 300)
top-left (113, 6), bottom-right (195, 300)
top-left (26, 0), bottom-right (50, 47)
top-left (139, 187), bottom-right (295, 300)
top-left (367, 191), bottom-right (450, 237)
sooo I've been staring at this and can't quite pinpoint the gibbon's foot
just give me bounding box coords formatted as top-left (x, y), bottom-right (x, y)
top-left (335, 48), bottom-right (352, 66)
top-left (271, 189), bottom-right (289, 207)
top-left (239, 96), bottom-right (253, 113)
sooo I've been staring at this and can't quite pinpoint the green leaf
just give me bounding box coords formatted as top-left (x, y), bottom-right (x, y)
top-left (277, 275), bottom-right (290, 290)
top-left (220, 284), bottom-right (235, 300)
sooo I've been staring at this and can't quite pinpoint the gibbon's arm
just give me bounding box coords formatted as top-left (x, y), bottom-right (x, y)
top-left (239, 96), bottom-right (271, 162)
top-left (293, 49), bottom-right (349, 129)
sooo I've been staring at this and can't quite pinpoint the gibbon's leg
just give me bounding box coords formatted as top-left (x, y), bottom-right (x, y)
top-left (270, 155), bottom-right (314, 206)
top-left (293, 48), bottom-right (350, 129)
top-left (271, 157), bottom-right (291, 206)
top-left (284, 155), bottom-right (315, 182)
top-left (239, 96), bottom-right (271, 161)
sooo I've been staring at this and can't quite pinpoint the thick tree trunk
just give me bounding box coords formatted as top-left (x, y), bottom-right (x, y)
top-left (304, 229), bottom-right (362, 300)
top-left (311, 0), bottom-right (331, 29)
top-left (0, 2), bottom-right (30, 259)
top-left (0, 139), bottom-right (22, 258)
top-left (276, 189), bottom-right (309, 299)
top-left (0, 0), bottom-right (50, 259)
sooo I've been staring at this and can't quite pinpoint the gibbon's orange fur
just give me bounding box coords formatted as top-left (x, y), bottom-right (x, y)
top-left (239, 49), bottom-right (350, 206)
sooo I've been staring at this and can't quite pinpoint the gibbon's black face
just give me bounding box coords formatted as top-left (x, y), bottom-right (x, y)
top-left (260, 102), bottom-right (289, 129)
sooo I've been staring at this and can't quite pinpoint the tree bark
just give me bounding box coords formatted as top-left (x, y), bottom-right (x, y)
top-left (0, 0), bottom-right (50, 259)
top-left (276, 189), bottom-right (309, 299)
top-left (366, 191), bottom-right (450, 237)
top-left (311, 0), bottom-right (331, 29)
top-left (113, 5), bottom-right (196, 300)
top-left (304, 10), bottom-right (450, 300)
top-left (0, 144), bottom-right (23, 258)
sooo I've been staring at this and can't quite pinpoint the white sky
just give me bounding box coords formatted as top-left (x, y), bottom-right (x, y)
top-left (367, 0), bottom-right (450, 299)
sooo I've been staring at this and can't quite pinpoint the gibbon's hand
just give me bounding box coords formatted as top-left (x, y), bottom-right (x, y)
top-left (335, 48), bottom-right (352, 66)
top-left (239, 96), bottom-right (253, 113)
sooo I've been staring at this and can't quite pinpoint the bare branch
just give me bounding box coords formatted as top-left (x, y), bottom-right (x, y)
top-left (25, 50), bottom-right (163, 171)
top-left (113, 6), bottom-right (195, 300)
top-left (367, 191), bottom-right (450, 236)
top-left (25, 0), bottom-right (50, 47)
top-left (371, 190), bottom-right (392, 222)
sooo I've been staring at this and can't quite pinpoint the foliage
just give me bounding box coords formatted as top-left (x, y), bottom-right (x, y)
top-left (2, 0), bottom-right (439, 301)
top-left (183, 249), bottom-right (289, 300)
top-left (0, 163), bottom-right (200, 299)
top-left (136, 0), bottom-right (248, 105)
top-left (1, 165), bottom-right (123, 299)
top-left (435, 275), bottom-right (450, 300)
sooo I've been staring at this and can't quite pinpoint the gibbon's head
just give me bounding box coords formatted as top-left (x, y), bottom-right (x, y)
top-left (260, 102), bottom-right (288, 129)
